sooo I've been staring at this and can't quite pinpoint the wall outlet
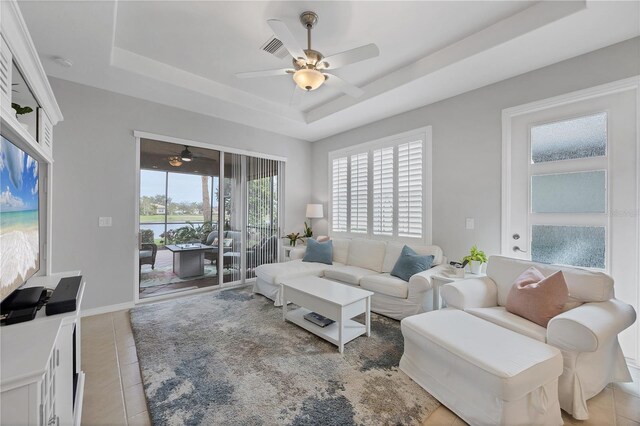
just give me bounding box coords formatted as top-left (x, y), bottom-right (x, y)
top-left (98, 217), bottom-right (112, 227)
top-left (465, 218), bottom-right (475, 230)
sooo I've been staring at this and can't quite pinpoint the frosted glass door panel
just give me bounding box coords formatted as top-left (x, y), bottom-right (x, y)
top-left (531, 225), bottom-right (605, 268)
top-left (531, 113), bottom-right (607, 163)
top-left (531, 171), bottom-right (606, 213)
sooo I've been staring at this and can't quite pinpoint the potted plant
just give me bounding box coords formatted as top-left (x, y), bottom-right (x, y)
top-left (463, 245), bottom-right (488, 275)
top-left (303, 221), bottom-right (313, 238)
top-left (283, 232), bottom-right (304, 247)
top-left (11, 103), bottom-right (33, 131)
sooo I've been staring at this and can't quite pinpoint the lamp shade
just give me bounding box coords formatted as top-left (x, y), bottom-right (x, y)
top-left (306, 204), bottom-right (323, 218)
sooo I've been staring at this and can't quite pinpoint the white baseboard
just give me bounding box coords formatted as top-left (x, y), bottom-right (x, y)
top-left (81, 301), bottom-right (135, 317)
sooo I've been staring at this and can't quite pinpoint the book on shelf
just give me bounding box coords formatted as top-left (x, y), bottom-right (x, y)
top-left (303, 312), bottom-right (335, 327)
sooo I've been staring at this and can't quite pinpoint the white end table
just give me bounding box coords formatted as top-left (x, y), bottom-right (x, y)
top-left (431, 271), bottom-right (487, 310)
top-left (282, 245), bottom-right (297, 261)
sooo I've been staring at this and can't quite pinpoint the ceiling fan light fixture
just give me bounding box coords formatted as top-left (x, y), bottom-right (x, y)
top-left (169, 156), bottom-right (183, 167)
top-left (293, 68), bottom-right (324, 91)
top-left (180, 146), bottom-right (193, 162)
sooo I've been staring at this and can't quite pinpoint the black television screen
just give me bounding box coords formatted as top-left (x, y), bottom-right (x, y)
top-left (0, 135), bottom-right (40, 301)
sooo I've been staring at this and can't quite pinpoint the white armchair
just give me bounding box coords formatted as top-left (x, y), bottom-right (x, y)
top-left (440, 255), bottom-right (636, 420)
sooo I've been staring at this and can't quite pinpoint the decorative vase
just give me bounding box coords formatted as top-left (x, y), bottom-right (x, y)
top-left (290, 239), bottom-right (296, 247)
top-left (470, 260), bottom-right (483, 275)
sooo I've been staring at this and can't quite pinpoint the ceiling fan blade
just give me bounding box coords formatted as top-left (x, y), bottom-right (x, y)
top-left (323, 73), bottom-right (364, 98)
top-left (267, 19), bottom-right (307, 61)
top-left (235, 68), bottom-right (293, 79)
top-left (290, 85), bottom-right (305, 107)
top-left (319, 43), bottom-right (379, 70)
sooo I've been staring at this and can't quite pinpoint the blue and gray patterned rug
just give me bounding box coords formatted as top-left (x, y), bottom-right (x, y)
top-left (130, 287), bottom-right (439, 425)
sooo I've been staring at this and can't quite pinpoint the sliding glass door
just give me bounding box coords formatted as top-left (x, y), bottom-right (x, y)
top-left (245, 157), bottom-right (281, 279)
top-left (139, 139), bottom-right (221, 298)
top-left (138, 137), bottom-right (283, 299)
top-left (221, 152), bottom-right (243, 283)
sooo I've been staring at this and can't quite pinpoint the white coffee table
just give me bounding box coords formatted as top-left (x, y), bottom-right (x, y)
top-left (281, 276), bottom-right (374, 353)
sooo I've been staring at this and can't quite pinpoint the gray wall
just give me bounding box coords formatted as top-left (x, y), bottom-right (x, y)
top-left (49, 78), bottom-right (311, 311)
top-left (311, 37), bottom-right (640, 263)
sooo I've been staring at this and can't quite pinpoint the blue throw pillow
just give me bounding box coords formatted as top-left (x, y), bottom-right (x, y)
top-left (302, 238), bottom-right (333, 265)
top-left (391, 245), bottom-right (434, 282)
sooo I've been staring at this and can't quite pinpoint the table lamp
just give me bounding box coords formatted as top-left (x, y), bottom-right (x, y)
top-left (305, 204), bottom-right (324, 238)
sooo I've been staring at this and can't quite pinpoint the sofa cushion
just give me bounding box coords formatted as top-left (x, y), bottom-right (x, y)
top-left (390, 246), bottom-right (434, 282)
top-left (332, 239), bottom-right (350, 264)
top-left (383, 242), bottom-right (444, 272)
top-left (303, 239), bottom-right (333, 265)
top-left (360, 274), bottom-right (409, 298)
top-left (506, 268), bottom-right (569, 327)
top-left (255, 259), bottom-right (335, 285)
top-left (347, 238), bottom-right (386, 272)
top-left (465, 307), bottom-right (547, 342)
top-left (487, 255), bottom-right (614, 306)
top-left (323, 265), bottom-right (378, 285)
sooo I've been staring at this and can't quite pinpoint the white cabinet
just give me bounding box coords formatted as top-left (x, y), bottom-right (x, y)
top-left (1, 273), bottom-right (85, 426)
top-left (37, 108), bottom-right (53, 154)
top-left (0, 35), bottom-right (12, 110)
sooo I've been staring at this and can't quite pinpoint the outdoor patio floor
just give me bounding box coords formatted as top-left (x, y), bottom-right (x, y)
top-left (139, 249), bottom-right (247, 299)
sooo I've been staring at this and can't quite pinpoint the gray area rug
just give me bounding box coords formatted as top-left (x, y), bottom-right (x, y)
top-left (130, 287), bottom-right (440, 425)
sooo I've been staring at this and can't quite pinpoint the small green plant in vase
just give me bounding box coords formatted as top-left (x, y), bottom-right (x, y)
top-left (11, 103), bottom-right (33, 131)
top-left (283, 232), bottom-right (304, 247)
top-left (12, 103), bottom-right (33, 116)
top-left (463, 245), bottom-right (488, 275)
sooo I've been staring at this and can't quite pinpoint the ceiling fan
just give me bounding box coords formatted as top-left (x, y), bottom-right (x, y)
top-left (236, 11), bottom-right (379, 98)
top-left (168, 146), bottom-right (193, 167)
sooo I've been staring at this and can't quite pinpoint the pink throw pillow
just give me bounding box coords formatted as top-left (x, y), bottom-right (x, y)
top-left (506, 267), bottom-right (569, 327)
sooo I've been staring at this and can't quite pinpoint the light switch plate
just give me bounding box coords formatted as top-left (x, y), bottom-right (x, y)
top-left (465, 218), bottom-right (475, 230)
top-left (98, 217), bottom-right (112, 227)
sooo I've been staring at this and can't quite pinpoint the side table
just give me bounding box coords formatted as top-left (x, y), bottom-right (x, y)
top-left (283, 245), bottom-right (304, 261)
top-left (431, 271), bottom-right (487, 310)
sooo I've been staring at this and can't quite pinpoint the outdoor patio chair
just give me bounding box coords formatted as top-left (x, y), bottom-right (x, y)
top-left (139, 242), bottom-right (157, 274)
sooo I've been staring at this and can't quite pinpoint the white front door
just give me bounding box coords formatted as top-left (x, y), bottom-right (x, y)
top-left (503, 83), bottom-right (639, 364)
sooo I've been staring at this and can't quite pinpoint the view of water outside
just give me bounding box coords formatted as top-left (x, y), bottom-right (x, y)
top-left (140, 169), bottom-right (219, 246)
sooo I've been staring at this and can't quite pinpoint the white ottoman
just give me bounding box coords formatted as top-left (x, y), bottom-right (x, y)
top-left (400, 309), bottom-right (563, 426)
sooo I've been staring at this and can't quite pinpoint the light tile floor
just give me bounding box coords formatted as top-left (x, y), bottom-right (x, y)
top-left (81, 310), bottom-right (639, 425)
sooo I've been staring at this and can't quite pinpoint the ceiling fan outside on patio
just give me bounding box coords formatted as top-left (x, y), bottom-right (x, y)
top-left (235, 11), bottom-right (379, 98)
top-left (168, 146), bottom-right (194, 167)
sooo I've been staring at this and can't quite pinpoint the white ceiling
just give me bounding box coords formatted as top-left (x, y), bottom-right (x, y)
top-left (18, 1), bottom-right (640, 142)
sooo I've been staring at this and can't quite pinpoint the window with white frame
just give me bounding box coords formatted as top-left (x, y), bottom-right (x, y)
top-left (329, 129), bottom-right (431, 242)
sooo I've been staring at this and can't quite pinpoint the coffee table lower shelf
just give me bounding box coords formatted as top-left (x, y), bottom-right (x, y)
top-left (285, 307), bottom-right (366, 350)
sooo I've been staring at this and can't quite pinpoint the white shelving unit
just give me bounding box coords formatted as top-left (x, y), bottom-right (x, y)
top-left (1, 272), bottom-right (86, 426)
top-left (0, 1), bottom-right (78, 425)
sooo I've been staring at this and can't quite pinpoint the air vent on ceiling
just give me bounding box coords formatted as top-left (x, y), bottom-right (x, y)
top-left (260, 36), bottom-right (288, 59)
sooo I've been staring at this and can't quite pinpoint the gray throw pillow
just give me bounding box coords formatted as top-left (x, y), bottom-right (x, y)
top-left (391, 245), bottom-right (434, 282)
top-left (303, 238), bottom-right (333, 265)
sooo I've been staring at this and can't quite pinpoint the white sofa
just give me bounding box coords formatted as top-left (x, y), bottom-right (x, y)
top-left (440, 255), bottom-right (637, 420)
top-left (253, 238), bottom-right (447, 320)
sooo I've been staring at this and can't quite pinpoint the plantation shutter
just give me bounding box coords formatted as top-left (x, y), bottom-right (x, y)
top-left (398, 140), bottom-right (423, 238)
top-left (372, 147), bottom-right (394, 235)
top-left (350, 153), bottom-right (368, 233)
top-left (331, 156), bottom-right (348, 232)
